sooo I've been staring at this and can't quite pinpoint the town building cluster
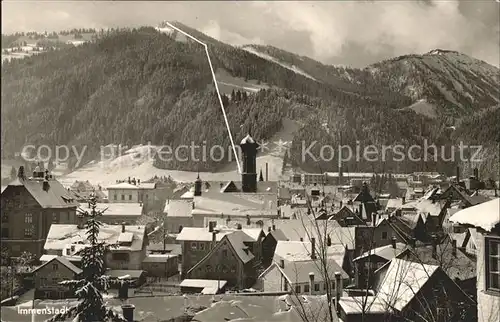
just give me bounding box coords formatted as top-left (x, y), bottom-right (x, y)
top-left (1, 134), bottom-right (499, 322)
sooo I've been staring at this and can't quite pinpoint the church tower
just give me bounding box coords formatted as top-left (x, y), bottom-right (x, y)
top-left (240, 133), bottom-right (259, 193)
top-left (194, 173), bottom-right (202, 196)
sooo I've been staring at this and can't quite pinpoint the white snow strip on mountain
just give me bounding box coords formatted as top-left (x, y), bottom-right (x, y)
top-left (242, 46), bottom-right (318, 81)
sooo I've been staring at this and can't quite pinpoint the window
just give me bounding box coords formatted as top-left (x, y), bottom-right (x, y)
top-left (114, 194), bottom-right (117, 201)
top-left (382, 231), bottom-right (388, 240)
top-left (128, 195), bottom-right (132, 201)
top-left (52, 213), bottom-right (58, 223)
top-left (24, 227), bottom-right (32, 238)
top-left (485, 236), bottom-right (500, 293)
top-left (295, 285), bottom-right (301, 294)
top-left (1, 213), bottom-right (8, 223)
top-left (314, 283), bottom-right (320, 291)
top-left (112, 253), bottom-right (129, 261)
top-left (230, 266), bottom-right (236, 273)
top-left (199, 243), bottom-right (205, 251)
top-left (222, 249), bottom-right (228, 257)
top-left (52, 263), bottom-right (58, 271)
top-left (191, 242), bottom-right (197, 250)
top-left (304, 284), bottom-right (310, 293)
top-left (25, 213), bottom-right (33, 224)
top-left (121, 194), bottom-right (125, 200)
top-left (206, 265), bottom-right (212, 272)
top-left (40, 277), bottom-right (48, 286)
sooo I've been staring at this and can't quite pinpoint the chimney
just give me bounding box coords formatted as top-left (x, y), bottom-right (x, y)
top-left (409, 237), bottom-right (416, 248)
top-left (137, 179), bottom-right (140, 185)
top-left (122, 222), bottom-right (126, 233)
top-left (308, 272), bottom-right (314, 295)
top-left (17, 166), bottom-right (25, 180)
top-left (456, 167), bottom-right (460, 183)
top-left (339, 201), bottom-right (343, 208)
top-left (473, 168), bottom-right (479, 180)
top-left (272, 224), bottom-right (276, 231)
top-left (402, 196), bottom-right (406, 205)
top-left (372, 213), bottom-right (377, 227)
top-left (212, 231), bottom-right (217, 247)
top-left (327, 235), bottom-right (332, 246)
top-left (128, 176), bottom-right (131, 184)
top-left (121, 304), bottom-right (135, 322)
top-left (268, 227), bottom-right (271, 232)
top-left (42, 179), bottom-right (50, 191)
top-left (236, 223), bottom-right (242, 230)
top-left (311, 238), bottom-right (317, 260)
top-left (432, 236), bottom-right (437, 259)
top-left (246, 215), bottom-right (251, 226)
top-left (266, 162), bottom-right (269, 181)
top-left (280, 259), bottom-right (285, 269)
top-left (335, 272), bottom-right (342, 314)
top-left (358, 204), bottom-right (363, 218)
top-left (391, 236), bottom-right (397, 249)
top-left (208, 221), bottom-right (214, 232)
top-left (452, 239), bottom-right (457, 257)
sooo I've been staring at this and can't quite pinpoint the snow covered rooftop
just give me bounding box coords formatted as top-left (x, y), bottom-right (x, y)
top-left (107, 182), bottom-right (156, 190)
top-left (376, 258), bottom-right (439, 312)
top-left (79, 202), bottom-right (142, 216)
top-left (44, 224), bottom-right (146, 252)
top-left (179, 279), bottom-right (228, 293)
top-left (449, 198), bottom-right (500, 231)
top-left (274, 241), bottom-right (345, 264)
top-left (164, 199), bottom-right (193, 217)
top-left (240, 134), bottom-right (255, 145)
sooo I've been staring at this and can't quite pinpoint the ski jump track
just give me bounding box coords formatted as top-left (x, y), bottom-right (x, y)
top-left (165, 22), bottom-right (242, 174)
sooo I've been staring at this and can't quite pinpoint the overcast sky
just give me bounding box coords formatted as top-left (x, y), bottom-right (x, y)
top-left (2, 0), bottom-right (499, 67)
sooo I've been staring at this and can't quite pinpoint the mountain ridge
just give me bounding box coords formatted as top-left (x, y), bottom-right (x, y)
top-left (1, 23), bottom-right (499, 179)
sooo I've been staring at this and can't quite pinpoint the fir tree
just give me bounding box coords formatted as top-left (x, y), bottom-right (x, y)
top-left (47, 194), bottom-right (128, 322)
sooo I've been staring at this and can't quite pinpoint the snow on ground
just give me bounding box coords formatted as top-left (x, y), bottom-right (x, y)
top-left (214, 68), bottom-right (269, 95)
top-left (241, 45), bottom-right (318, 81)
top-left (59, 119), bottom-right (300, 188)
top-left (403, 99), bottom-right (437, 118)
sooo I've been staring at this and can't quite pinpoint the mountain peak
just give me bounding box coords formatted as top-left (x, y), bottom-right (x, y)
top-left (425, 49), bottom-right (461, 56)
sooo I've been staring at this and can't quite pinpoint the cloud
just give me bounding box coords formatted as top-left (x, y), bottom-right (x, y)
top-left (1, 1), bottom-right (498, 67)
top-left (253, 0), bottom-right (499, 66)
top-left (201, 20), bottom-right (263, 46)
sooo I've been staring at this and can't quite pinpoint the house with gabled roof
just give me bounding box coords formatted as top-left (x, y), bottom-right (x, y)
top-left (348, 258), bottom-right (476, 322)
top-left (44, 223), bottom-right (147, 271)
top-left (262, 227), bottom-right (288, 267)
top-left (187, 230), bottom-right (258, 289)
top-left (450, 198), bottom-right (500, 322)
top-left (1, 167), bottom-right (79, 257)
top-left (176, 223), bottom-right (264, 279)
top-left (32, 256), bottom-right (82, 299)
top-left (329, 205), bottom-right (365, 227)
top-left (396, 235), bottom-right (477, 300)
top-left (258, 252), bottom-right (349, 296)
top-left (353, 238), bottom-right (407, 288)
top-left (440, 184), bottom-right (492, 208)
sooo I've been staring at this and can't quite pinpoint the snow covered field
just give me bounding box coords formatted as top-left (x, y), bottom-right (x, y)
top-left (58, 119), bottom-right (300, 188)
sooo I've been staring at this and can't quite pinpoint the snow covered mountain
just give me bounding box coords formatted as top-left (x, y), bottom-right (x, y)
top-left (367, 49), bottom-right (499, 117)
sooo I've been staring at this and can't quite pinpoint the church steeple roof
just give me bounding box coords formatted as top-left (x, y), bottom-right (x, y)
top-left (240, 133), bottom-right (255, 145)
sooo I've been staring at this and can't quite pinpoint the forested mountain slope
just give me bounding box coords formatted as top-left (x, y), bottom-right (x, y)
top-left (1, 23), bottom-right (498, 177)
